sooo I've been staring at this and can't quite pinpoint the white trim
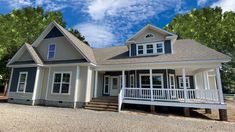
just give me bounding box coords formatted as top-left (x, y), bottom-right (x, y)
top-left (123, 99), bottom-right (227, 109)
top-left (136, 42), bottom-right (164, 56)
top-left (85, 66), bottom-right (92, 102)
top-left (45, 67), bottom-right (51, 100)
top-left (103, 75), bottom-right (110, 94)
top-left (178, 77), bottom-right (190, 89)
top-left (139, 73), bottom-right (164, 89)
top-left (216, 67), bottom-right (224, 104)
top-left (47, 43), bottom-right (56, 60)
top-left (7, 68), bottom-right (14, 96)
top-left (32, 67), bottom-right (40, 105)
top-left (149, 69), bottom-right (153, 101)
top-left (94, 70), bottom-right (98, 98)
top-left (51, 71), bottom-right (72, 95)
top-left (74, 65), bottom-right (80, 108)
top-left (16, 72), bottom-right (28, 93)
top-left (182, 68), bottom-right (187, 102)
top-left (129, 45), bottom-right (131, 57)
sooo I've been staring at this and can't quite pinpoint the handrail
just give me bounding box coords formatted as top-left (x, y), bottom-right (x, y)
top-left (118, 88), bottom-right (123, 112)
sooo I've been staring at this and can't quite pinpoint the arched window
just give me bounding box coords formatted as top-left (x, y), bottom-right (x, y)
top-left (145, 33), bottom-right (155, 39)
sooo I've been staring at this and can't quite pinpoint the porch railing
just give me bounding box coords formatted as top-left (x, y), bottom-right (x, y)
top-left (123, 88), bottom-right (220, 103)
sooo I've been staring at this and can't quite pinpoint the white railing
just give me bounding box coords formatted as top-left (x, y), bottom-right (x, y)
top-left (118, 88), bottom-right (123, 112)
top-left (123, 88), bottom-right (220, 103)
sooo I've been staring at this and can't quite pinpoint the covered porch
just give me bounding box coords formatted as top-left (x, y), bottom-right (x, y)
top-left (92, 62), bottom-right (226, 113)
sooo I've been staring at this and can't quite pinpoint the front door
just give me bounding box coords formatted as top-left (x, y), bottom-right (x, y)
top-left (110, 77), bottom-right (120, 96)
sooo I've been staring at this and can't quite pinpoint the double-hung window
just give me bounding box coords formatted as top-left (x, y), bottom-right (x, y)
top-left (137, 45), bottom-right (144, 55)
top-left (152, 74), bottom-right (163, 89)
top-left (140, 74), bottom-right (163, 89)
top-left (17, 72), bottom-right (28, 92)
top-left (146, 44), bottom-right (153, 54)
top-left (48, 44), bottom-right (56, 59)
top-left (130, 74), bottom-right (135, 88)
top-left (179, 77), bottom-right (190, 89)
top-left (52, 72), bottom-right (71, 94)
top-left (156, 43), bottom-right (164, 54)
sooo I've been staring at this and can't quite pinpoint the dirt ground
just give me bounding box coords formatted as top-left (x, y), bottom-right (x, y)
top-left (0, 103), bottom-right (235, 132)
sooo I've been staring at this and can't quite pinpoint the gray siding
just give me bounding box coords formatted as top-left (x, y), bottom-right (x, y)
top-left (164, 40), bottom-right (172, 54)
top-left (10, 67), bottom-right (37, 93)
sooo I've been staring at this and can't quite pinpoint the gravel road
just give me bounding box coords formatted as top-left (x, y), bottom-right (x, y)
top-left (0, 103), bottom-right (234, 132)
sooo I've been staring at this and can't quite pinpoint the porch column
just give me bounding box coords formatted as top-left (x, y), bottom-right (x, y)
top-left (32, 66), bottom-right (40, 106)
top-left (149, 69), bottom-right (153, 101)
top-left (94, 70), bottom-right (98, 98)
top-left (182, 68), bottom-right (187, 102)
top-left (203, 71), bottom-right (209, 89)
top-left (122, 70), bottom-right (125, 89)
top-left (216, 67), bottom-right (224, 104)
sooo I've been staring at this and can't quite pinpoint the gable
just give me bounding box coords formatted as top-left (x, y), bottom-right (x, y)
top-left (133, 28), bottom-right (166, 43)
top-left (18, 49), bottom-right (34, 62)
top-left (45, 27), bottom-right (63, 39)
top-left (36, 36), bottom-right (85, 61)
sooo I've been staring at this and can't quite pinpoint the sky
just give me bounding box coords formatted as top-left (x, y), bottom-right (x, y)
top-left (0, 0), bottom-right (235, 48)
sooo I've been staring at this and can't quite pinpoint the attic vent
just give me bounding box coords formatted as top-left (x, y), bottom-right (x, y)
top-left (145, 33), bottom-right (155, 39)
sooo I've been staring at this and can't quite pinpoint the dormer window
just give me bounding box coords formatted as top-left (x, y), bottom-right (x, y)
top-left (48, 44), bottom-right (56, 59)
top-left (145, 33), bottom-right (155, 39)
top-left (137, 45), bottom-right (144, 55)
top-left (136, 42), bottom-right (164, 56)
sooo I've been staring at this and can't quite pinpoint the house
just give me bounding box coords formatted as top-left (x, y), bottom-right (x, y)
top-left (7, 21), bottom-right (231, 121)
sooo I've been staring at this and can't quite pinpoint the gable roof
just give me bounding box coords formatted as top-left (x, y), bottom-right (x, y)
top-left (126, 24), bottom-right (177, 43)
top-left (7, 43), bottom-right (43, 66)
top-left (32, 21), bottom-right (96, 64)
top-left (93, 39), bottom-right (231, 65)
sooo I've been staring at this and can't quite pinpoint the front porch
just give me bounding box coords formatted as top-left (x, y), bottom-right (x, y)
top-left (92, 63), bottom-right (226, 118)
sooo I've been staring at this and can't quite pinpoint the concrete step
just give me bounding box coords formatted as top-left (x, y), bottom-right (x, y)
top-left (85, 106), bottom-right (118, 112)
top-left (86, 104), bottom-right (118, 109)
top-left (88, 101), bottom-right (118, 106)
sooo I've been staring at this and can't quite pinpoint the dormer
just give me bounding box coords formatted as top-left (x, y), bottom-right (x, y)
top-left (126, 24), bottom-right (177, 57)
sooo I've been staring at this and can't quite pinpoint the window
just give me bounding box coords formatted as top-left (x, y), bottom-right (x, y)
top-left (136, 42), bottom-right (164, 56)
top-left (104, 76), bottom-right (109, 94)
top-left (48, 44), bottom-right (56, 59)
top-left (145, 33), bottom-right (155, 39)
top-left (179, 77), bottom-right (190, 88)
top-left (152, 75), bottom-right (163, 89)
top-left (156, 43), bottom-right (164, 53)
top-left (140, 75), bottom-right (150, 88)
top-left (130, 74), bottom-right (134, 88)
top-left (17, 72), bottom-right (28, 92)
top-left (52, 72), bottom-right (71, 94)
top-left (146, 44), bottom-right (153, 54)
top-left (140, 74), bottom-right (163, 89)
top-left (137, 45), bottom-right (144, 55)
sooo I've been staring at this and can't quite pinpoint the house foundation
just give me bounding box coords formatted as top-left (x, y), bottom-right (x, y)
top-left (205, 109), bottom-right (212, 114)
top-left (219, 109), bottom-right (227, 121)
top-left (184, 107), bottom-right (190, 117)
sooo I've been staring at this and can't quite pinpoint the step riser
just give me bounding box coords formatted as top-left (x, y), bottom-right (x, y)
top-left (85, 97), bottom-right (118, 112)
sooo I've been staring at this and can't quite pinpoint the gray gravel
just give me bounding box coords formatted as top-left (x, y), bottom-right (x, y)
top-left (0, 103), bottom-right (234, 132)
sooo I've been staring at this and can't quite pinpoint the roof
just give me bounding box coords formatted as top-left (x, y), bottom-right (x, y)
top-left (53, 22), bottom-right (96, 64)
top-left (93, 39), bottom-right (231, 65)
top-left (7, 43), bottom-right (43, 66)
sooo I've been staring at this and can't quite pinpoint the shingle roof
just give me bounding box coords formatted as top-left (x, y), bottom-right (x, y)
top-left (53, 21), bottom-right (96, 64)
top-left (25, 43), bottom-right (43, 65)
top-left (93, 39), bottom-right (231, 65)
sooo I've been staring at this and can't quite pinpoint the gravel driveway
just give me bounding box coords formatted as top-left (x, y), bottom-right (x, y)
top-left (0, 103), bottom-right (234, 132)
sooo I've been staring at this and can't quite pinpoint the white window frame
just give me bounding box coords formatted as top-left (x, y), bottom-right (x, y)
top-left (103, 75), bottom-right (110, 94)
top-left (146, 44), bottom-right (154, 54)
top-left (139, 74), bottom-right (163, 89)
top-left (136, 42), bottom-right (165, 56)
top-left (51, 72), bottom-right (72, 95)
top-left (155, 42), bottom-right (165, 54)
top-left (129, 74), bottom-right (135, 88)
top-left (178, 77), bottom-right (190, 89)
top-left (17, 72), bottom-right (28, 93)
top-left (47, 44), bottom-right (56, 59)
